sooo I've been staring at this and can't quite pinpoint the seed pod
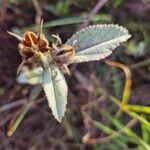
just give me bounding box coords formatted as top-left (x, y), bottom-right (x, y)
top-left (53, 44), bottom-right (75, 64)
top-left (19, 31), bottom-right (49, 58)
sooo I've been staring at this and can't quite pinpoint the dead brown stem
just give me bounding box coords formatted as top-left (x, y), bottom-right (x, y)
top-left (83, 0), bottom-right (108, 27)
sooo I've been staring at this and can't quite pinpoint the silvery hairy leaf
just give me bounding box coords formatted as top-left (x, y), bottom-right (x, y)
top-left (66, 24), bottom-right (131, 63)
top-left (42, 66), bottom-right (68, 122)
top-left (17, 67), bottom-right (43, 85)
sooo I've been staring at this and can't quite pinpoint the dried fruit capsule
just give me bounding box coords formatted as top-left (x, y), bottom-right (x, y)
top-left (18, 31), bottom-right (50, 59)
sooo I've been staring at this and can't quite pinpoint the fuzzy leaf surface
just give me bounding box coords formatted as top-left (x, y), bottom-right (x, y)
top-left (66, 24), bottom-right (131, 63)
top-left (42, 66), bottom-right (68, 122)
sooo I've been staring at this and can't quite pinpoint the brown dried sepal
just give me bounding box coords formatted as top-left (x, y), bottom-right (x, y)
top-left (19, 31), bottom-right (50, 59)
top-left (53, 44), bottom-right (75, 64)
top-left (50, 44), bottom-right (75, 74)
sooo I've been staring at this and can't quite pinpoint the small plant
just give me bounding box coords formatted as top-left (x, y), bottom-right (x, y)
top-left (8, 21), bottom-right (131, 122)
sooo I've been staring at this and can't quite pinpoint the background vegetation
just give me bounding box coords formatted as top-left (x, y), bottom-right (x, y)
top-left (0, 0), bottom-right (150, 149)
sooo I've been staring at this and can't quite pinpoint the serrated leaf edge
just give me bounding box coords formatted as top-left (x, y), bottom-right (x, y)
top-left (43, 67), bottom-right (68, 122)
top-left (66, 24), bottom-right (131, 45)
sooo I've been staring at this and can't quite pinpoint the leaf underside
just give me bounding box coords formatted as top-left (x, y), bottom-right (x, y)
top-left (66, 24), bottom-right (131, 63)
top-left (42, 66), bottom-right (68, 122)
top-left (17, 66), bottom-right (68, 122)
top-left (17, 67), bottom-right (43, 85)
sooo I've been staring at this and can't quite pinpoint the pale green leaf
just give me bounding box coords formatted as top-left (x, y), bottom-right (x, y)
top-left (17, 67), bottom-right (43, 85)
top-left (42, 66), bottom-right (68, 122)
top-left (66, 24), bottom-right (131, 63)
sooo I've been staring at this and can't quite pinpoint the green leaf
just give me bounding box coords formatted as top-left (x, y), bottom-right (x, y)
top-left (124, 105), bottom-right (150, 114)
top-left (43, 14), bottom-right (111, 28)
top-left (141, 115), bottom-right (150, 143)
top-left (100, 110), bottom-right (150, 149)
top-left (66, 24), bottom-right (131, 63)
top-left (17, 67), bottom-right (43, 85)
top-left (42, 66), bottom-right (68, 122)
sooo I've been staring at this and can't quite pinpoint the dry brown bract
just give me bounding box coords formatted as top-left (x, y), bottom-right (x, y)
top-left (8, 20), bottom-right (75, 74)
top-left (19, 31), bottom-right (50, 59)
top-left (51, 34), bottom-right (75, 74)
